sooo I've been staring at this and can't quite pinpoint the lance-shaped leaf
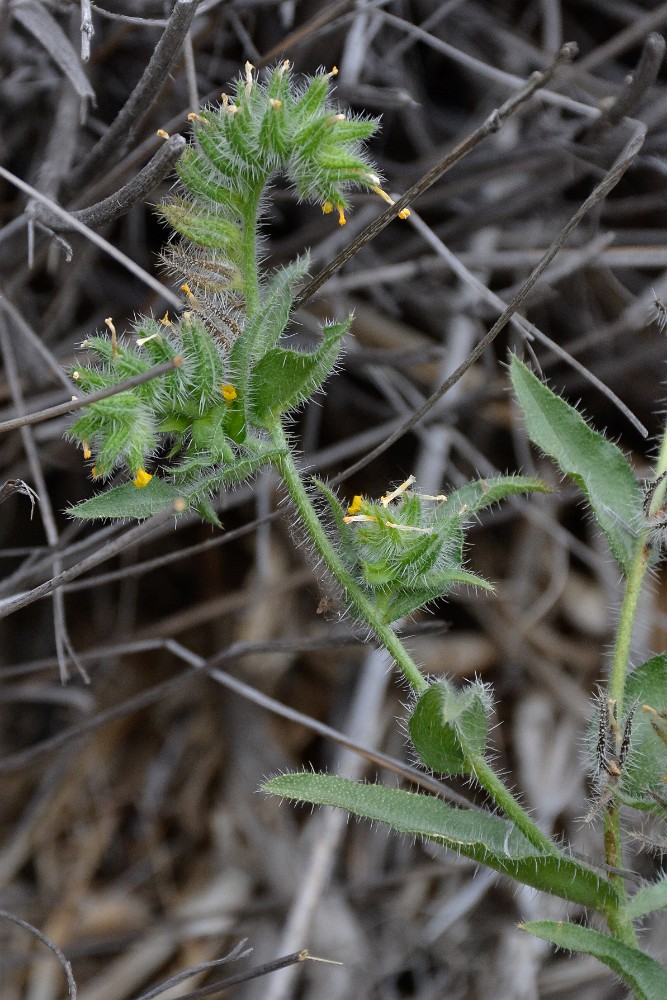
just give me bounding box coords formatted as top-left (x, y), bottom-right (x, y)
top-left (264, 773), bottom-right (619, 911)
top-left (175, 448), bottom-right (284, 499)
top-left (380, 568), bottom-right (493, 624)
top-left (520, 922), bottom-right (667, 1000)
top-left (249, 316), bottom-right (350, 424)
top-left (436, 475), bottom-right (549, 522)
top-left (66, 479), bottom-right (186, 520)
top-left (160, 198), bottom-right (243, 255)
top-left (509, 356), bottom-right (643, 575)
top-left (67, 448), bottom-right (283, 520)
top-left (409, 679), bottom-right (490, 774)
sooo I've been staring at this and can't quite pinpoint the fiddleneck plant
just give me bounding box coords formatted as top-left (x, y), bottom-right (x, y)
top-left (67, 63), bottom-right (667, 998)
top-left (68, 61), bottom-right (385, 522)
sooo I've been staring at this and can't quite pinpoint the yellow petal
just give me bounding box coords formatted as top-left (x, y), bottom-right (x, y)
top-left (133, 469), bottom-right (153, 489)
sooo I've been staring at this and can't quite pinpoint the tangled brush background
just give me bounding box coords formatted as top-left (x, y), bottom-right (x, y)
top-left (1, 2), bottom-right (667, 997)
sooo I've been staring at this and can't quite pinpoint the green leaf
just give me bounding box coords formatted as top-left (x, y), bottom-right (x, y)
top-left (160, 198), bottom-right (243, 254)
top-left (382, 569), bottom-right (492, 624)
top-left (68, 446), bottom-right (282, 521)
top-left (231, 258), bottom-right (309, 375)
top-left (249, 316), bottom-right (350, 423)
top-left (193, 496), bottom-right (222, 528)
top-left (520, 921), bottom-right (667, 1000)
top-left (175, 147), bottom-right (244, 215)
top-left (438, 475), bottom-right (549, 522)
top-left (264, 773), bottom-right (619, 911)
top-left (409, 680), bottom-right (490, 774)
top-left (178, 448), bottom-right (281, 495)
top-left (509, 356), bottom-right (643, 575)
top-left (620, 655), bottom-right (667, 810)
top-left (66, 479), bottom-right (185, 520)
top-left (625, 878), bottom-right (667, 919)
top-left (311, 477), bottom-right (359, 568)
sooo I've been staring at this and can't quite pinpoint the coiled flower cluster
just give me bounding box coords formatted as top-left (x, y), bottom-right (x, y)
top-left (68, 62), bottom-right (397, 521)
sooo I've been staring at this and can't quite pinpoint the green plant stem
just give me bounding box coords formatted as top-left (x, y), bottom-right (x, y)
top-left (471, 747), bottom-right (629, 930)
top-left (603, 803), bottom-right (637, 945)
top-left (269, 424), bottom-right (563, 861)
top-left (240, 182), bottom-right (264, 317)
top-left (268, 421), bottom-right (428, 695)
top-left (601, 432), bottom-right (667, 944)
top-left (466, 751), bottom-right (561, 857)
top-left (603, 540), bottom-right (649, 943)
top-left (608, 540), bottom-right (650, 711)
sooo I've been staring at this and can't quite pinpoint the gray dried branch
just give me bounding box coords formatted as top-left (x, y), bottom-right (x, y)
top-left (11, 0), bottom-right (95, 105)
top-left (27, 134), bottom-right (186, 233)
top-left (294, 42), bottom-right (578, 310)
top-left (0, 909), bottom-right (77, 999)
top-left (333, 122), bottom-right (646, 486)
top-left (67, 0), bottom-right (200, 190)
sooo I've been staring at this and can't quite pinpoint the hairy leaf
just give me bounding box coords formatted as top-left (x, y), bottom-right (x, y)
top-left (521, 921), bottom-right (667, 1000)
top-left (510, 356), bottom-right (642, 574)
top-left (264, 773), bottom-right (619, 911)
top-left (409, 680), bottom-right (490, 774)
top-left (621, 655), bottom-right (667, 810)
top-left (381, 568), bottom-right (492, 623)
top-left (625, 878), bottom-right (667, 920)
top-left (66, 479), bottom-right (185, 520)
top-left (438, 475), bottom-right (549, 522)
top-left (249, 316), bottom-right (350, 423)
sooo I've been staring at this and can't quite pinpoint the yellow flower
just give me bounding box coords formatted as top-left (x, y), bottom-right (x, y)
top-left (371, 184), bottom-right (410, 220)
top-left (381, 475), bottom-right (415, 507)
top-left (347, 495), bottom-right (364, 515)
top-left (322, 201), bottom-right (347, 225)
top-left (133, 469), bottom-right (153, 489)
top-left (221, 384), bottom-right (238, 403)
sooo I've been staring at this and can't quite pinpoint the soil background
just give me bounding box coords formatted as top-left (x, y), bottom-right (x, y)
top-left (1, 2), bottom-right (667, 998)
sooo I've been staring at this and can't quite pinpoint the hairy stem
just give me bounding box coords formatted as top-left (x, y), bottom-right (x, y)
top-left (269, 421), bottom-right (428, 694)
top-left (241, 182), bottom-right (264, 317)
top-left (467, 751), bottom-right (561, 857)
top-left (609, 541), bottom-right (650, 710)
top-left (601, 419), bottom-right (667, 942)
top-left (603, 803), bottom-right (637, 944)
top-left (602, 534), bottom-right (648, 938)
